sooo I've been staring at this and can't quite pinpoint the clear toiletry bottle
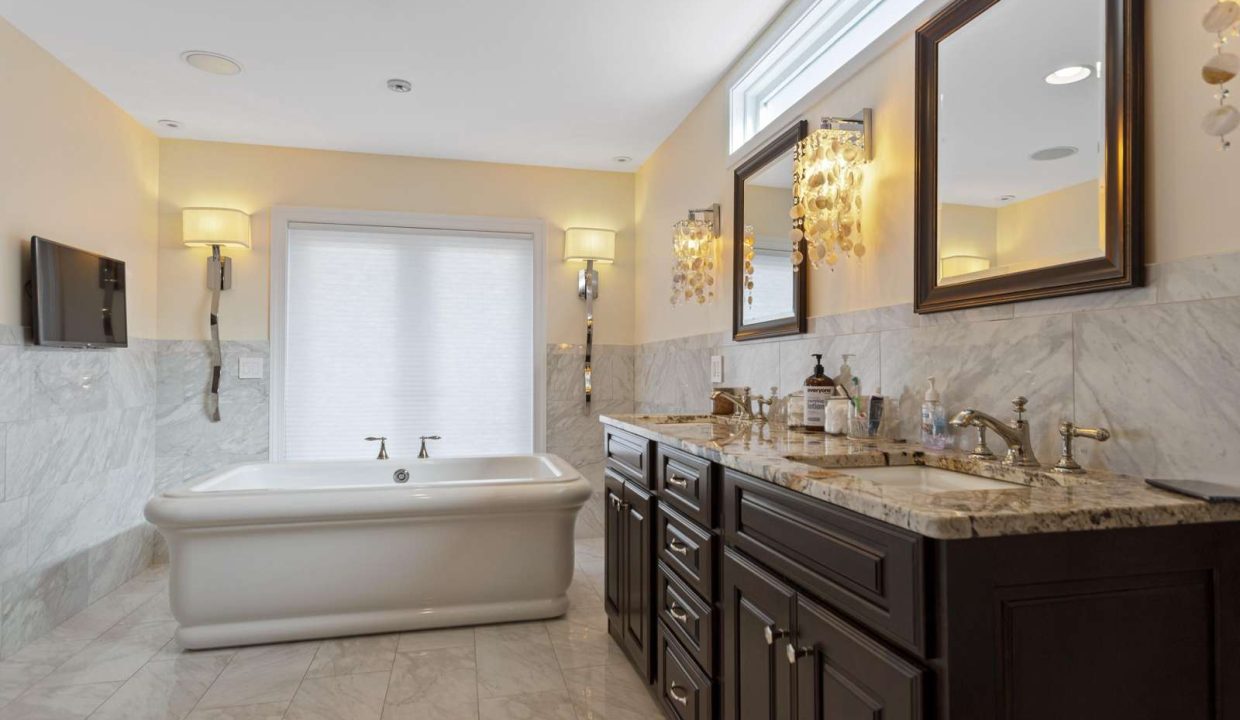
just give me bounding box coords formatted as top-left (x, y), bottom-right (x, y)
top-left (921, 376), bottom-right (949, 449)
top-left (803, 354), bottom-right (835, 432)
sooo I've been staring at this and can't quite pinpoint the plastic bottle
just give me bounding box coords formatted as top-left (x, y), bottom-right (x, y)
top-left (921, 377), bottom-right (949, 449)
top-left (802, 354), bottom-right (835, 432)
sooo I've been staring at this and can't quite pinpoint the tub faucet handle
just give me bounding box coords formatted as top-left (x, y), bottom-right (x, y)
top-left (365, 436), bottom-right (389, 460)
top-left (418, 435), bottom-right (442, 459)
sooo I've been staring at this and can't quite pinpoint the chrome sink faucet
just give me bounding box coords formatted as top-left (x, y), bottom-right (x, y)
top-left (712, 388), bottom-right (755, 421)
top-left (950, 397), bottom-right (1040, 467)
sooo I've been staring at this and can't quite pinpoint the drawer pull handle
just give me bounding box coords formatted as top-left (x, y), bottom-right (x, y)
top-left (668, 684), bottom-right (689, 705)
top-left (667, 473), bottom-right (689, 488)
top-left (763, 625), bottom-right (788, 646)
top-left (667, 538), bottom-right (690, 556)
top-left (668, 604), bottom-right (689, 623)
top-left (787, 642), bottom-right (812, 665)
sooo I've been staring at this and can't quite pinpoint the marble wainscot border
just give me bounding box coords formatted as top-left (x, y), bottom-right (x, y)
top-left (601, 415), bottom-right (1240, 540)
top-left (0, 325), bottom-right (158, 659)
top-left (633, 250), bottom-right (1240, 483)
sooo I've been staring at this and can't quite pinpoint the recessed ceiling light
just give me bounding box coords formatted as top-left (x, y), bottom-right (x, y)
top-left (157, 119), bottom-right (182, 130)
top-left (181, 51), bottom-right (242, 76)
top-left (613, 156), bottom-right (632, 164)
top-left (387, 78), bottom-right (412, 93)
top-left (1045, 65), bottom-right (1092, 85)
top-left (1030, 146), bottom-right (1079, 161)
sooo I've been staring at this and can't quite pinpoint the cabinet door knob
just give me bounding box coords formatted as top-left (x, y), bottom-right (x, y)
top-left (668, 684), bottom-right (689, 706)
top-left (666, 473), bottom-right (689, 488)
top-left (667, 537), bottom-right (690, 556)
top-left (787, 642), bottom-right (812, 665)
top-left (763, 625), bottom-right (789, 646)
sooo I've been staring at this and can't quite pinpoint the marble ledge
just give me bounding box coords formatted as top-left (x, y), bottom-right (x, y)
top-left (599, 414), bottom-right (1240, 540)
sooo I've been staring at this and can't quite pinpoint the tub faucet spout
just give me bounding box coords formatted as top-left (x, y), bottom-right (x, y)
top-left (365, 436), bottom-right (389, 460)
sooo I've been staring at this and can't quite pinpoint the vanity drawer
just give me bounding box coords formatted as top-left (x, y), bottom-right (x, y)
top-left (657, 621), bottom-right (714, 720)
top-left (657, 504), bottom-right (717, 600)
top-left (722, 469), bottom-right (926, 655)
top-left (657, 561), bottom-right (714, 673)
top-left (605, 426), bottom-right (651, 487)
top-left (656, 444), bottom-right (715, 527)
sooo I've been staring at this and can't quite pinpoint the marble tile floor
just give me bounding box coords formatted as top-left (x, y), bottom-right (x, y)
top-left (0, 537), bottom-right (664, 720)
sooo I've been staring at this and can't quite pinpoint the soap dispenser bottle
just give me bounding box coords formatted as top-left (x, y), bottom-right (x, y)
top-left (921, 377), bottom-right (949, 449)
top-left (803, 354), bottom-right (835, 432)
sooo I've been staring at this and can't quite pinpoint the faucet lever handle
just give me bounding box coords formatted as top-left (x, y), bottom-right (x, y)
top-left (1054, 421), bottom-right (1110, 473)
top-left (417, 435), bottom-right (441, 459)
top-left (365, 436), bottom-right (389, 460)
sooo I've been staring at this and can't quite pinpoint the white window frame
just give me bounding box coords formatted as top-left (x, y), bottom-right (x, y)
top-left (727, 0), bottom-right (951, 165)
top-left (269, 206), bottom-right (548, 461)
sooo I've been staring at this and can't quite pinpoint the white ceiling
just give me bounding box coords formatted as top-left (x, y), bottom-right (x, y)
top-left (937, 0), bottom-right (1105, 207)
top-left (0, 0), bottom-right (788, 171)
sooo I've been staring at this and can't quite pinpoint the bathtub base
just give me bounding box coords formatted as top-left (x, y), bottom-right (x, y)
top-left (176, 595), bottom-right (569, 649)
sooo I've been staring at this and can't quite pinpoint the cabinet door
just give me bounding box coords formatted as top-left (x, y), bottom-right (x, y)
top-left (603, 469), bottom-right (626, 625)
top-left (723, 548), bottom-right (796, 720)
top-left (791, 595), bottom-right (923, 720)
top-left (622, 480), bottom-right (655, 681)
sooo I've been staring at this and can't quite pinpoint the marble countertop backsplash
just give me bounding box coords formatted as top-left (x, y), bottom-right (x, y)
top-left (601, 414), bottom-right (1240, 540)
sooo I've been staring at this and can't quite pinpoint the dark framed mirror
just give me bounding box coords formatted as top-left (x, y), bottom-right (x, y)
top-left (914, 0), bottom-right (1143, 313)
top-left (734, 120), bottom-right (809, 341)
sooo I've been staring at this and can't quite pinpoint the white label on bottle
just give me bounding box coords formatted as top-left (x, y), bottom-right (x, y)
top-left (804, 386), bottom-right (831, 427)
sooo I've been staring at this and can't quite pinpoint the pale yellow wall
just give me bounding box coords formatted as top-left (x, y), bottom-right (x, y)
top-left (0, 18), bottom-right (159, 336)
top-left (938, 203), bottom-right (998, 263)
top-left (156, 140), bottom-right (635, 345)
top-left (995, 180), bottom-right (1101, 268)
top-left (634, 0), bottom-right (1240, 343)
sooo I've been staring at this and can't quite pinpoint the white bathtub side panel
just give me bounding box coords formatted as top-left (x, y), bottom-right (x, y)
top-left (163, 509), bottom-right (578, 648)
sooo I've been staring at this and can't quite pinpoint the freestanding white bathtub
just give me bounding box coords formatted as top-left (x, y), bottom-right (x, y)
top-left (144, 454), bottom-right (591, 649)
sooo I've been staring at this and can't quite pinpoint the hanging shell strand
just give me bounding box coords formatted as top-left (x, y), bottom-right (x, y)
top-left (790, 126), bottom-right (866, 270)
top-left (1203, 0), bottom-right (1240, 149)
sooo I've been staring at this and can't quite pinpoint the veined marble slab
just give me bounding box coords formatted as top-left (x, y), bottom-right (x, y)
top-left (600, 414), bottom-right (1240, 540)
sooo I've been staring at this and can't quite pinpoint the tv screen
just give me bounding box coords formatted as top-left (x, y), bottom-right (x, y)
top-left (30, 236), bottom-right (127, 348)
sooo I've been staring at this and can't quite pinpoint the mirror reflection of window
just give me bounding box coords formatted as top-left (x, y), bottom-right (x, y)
top-left (742, 150), bottom-right (797, 325)
top-left (936, 0), bottom-right (1106, 285)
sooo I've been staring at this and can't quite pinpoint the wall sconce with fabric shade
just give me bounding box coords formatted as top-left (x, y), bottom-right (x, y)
top-left (671, 204), bottom-right (720, 305)
top-left (563, 227), bottom-right (616, 403)
top-left (940, 254), bottom-right (992, 279)
top-left (182, 207), bottom-right (251, 422)
top-left (791, 109), bottom-right (873, 270)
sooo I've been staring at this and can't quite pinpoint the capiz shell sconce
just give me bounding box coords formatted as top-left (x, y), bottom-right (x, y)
top-left (671, 204), bottom-right (720, 305)
top-left (791, 109), bottom-right (872, 270)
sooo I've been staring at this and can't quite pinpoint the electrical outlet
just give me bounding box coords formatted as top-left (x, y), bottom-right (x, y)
top-left (238, 356), bottom-right (265, 380)
top-left (710, 355), bottom-right (723, 383)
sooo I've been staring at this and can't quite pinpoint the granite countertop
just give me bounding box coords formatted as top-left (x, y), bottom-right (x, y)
top-left (600, 414), bottom-right (1240, 540)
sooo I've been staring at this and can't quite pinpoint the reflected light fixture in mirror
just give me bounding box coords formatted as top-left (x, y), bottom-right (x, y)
top-left (1045, 65), bottom-right (1092, 85)
top-left (563, 227), bottom-right (616, 403)
top-left (182, 207), bottom-right (251, 423)
top-left (671, 204), bottom-right (720, 306)
top-left (791, 109), bottom-right (873, 270)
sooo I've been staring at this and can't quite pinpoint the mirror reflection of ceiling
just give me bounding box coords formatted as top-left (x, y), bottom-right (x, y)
top-left (748, 153), bottom-right (794, 189)
top-left (938, 0), bottom-right (1104, 208)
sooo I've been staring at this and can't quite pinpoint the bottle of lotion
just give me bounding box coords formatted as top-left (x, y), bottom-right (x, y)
top-left (803, 354), bottom-right (835, 432)
top-left (921, 377), bottom-right (949, 449)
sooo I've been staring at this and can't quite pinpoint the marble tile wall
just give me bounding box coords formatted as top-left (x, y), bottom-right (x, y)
top-left (636, 252), bottom-right (1240, 481)
top-left (0, 326), bottom-right (157, 659)
top-left (546, 344), bottom-right (636, 539)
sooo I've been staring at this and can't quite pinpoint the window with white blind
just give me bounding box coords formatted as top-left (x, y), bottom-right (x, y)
top-left (272, 216), bottom-right (544, 462)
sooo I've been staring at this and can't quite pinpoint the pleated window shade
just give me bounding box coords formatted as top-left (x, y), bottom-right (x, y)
top-left (283, 224), bottom-right (535, 461)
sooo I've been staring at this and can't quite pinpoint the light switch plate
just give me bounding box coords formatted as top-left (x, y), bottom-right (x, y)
top-left (238, 356), bottom-right (264, 380)
top-left (710, 355), bottom-right (723, 383)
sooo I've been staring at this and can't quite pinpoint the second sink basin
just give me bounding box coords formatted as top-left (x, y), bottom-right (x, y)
top-left (842, 466), bottom-right (1018, 492)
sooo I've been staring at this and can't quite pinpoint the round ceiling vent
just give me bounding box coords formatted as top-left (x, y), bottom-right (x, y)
top-left (612, 155), bottom-right (633, 164)
top-left (156, 119), bottom-right (182, 129)
top-left (181, 51), bottom-right (242, 76)
top-left (387, 78), bottom-right (413, 93)
top-left (1030, 146), bottom-right (1079, 162)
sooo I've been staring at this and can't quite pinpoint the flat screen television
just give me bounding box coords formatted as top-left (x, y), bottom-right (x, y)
top-left (30, 236), bottom-right (128, 348)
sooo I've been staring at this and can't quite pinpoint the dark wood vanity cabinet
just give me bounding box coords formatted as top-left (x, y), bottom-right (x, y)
top-left (604, 427), bottom-right (657, 682)
top-left (601, 424), bottom-right (1240, 719)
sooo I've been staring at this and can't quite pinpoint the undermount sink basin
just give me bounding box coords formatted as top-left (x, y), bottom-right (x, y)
top-left (841, 465), bottom-right (1018, 492)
